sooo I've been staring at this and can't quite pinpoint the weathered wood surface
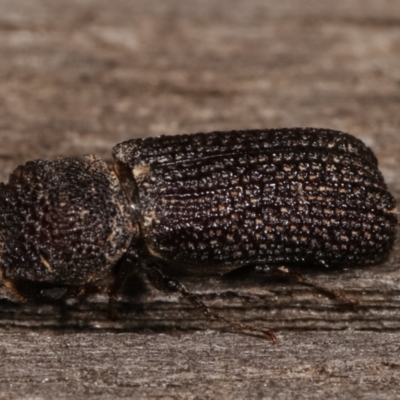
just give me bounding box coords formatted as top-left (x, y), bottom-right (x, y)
top-left (0, 0), bottom-right (400, 398)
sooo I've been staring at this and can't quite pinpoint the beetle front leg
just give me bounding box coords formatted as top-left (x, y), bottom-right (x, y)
top-left (107, 246), bottom-right (143, 320)
top-left (146, 264), bottom-right (277, 343)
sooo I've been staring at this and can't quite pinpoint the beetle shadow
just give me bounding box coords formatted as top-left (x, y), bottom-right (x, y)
top-left (0, 272), bottom-right (150, 329)
top-left (222, 264), bottom-right (289, 284)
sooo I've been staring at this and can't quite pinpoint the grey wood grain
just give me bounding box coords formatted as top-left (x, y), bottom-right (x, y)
top-left (0, 0), bottom-right (400, 398)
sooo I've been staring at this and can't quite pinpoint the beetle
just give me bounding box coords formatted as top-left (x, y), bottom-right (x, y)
top-left (0, 128), bottom-right (397, 341)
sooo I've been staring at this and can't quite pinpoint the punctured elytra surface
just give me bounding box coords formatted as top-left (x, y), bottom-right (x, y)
top-left (113, 128), bottom-right (397, 272)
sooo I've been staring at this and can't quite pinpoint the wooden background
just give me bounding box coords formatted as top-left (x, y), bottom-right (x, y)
top-left (0, 0), bottom-right (400, 398)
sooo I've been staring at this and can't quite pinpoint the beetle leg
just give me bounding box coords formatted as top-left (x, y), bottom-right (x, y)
top-left (236, 264), bottom-right (357, 307)
top-left (287, 270), bottom-right (358, 308)
top-left (256, 266), bottom-right (357, 307)
top-left (107, 247), bottom-right (143, 320)
top-left (146, 265), bottom-right (277, 343)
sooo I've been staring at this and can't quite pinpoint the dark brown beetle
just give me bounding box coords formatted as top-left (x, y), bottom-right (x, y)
top-left (0, 128), bottom-right (397, 341)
